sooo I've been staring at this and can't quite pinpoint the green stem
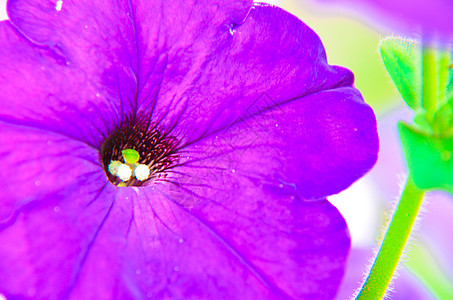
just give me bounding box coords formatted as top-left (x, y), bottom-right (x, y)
top-left (422, 42), bottom-right (437, 123)
top-left (437, 48), bottom-right (450, 104)
top-left (356, 176), bottom-right (425, 300)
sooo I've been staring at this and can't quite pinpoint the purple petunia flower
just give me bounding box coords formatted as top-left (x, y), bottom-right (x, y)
top-left (0, 1), bottom-right (378, 299)
top-left (314, 0), bottom-right (453, 36)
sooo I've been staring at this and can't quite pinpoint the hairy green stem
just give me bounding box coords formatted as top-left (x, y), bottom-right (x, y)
top-left (356, 176), bottom-right (425, 299)
top-left (422, 42), bottom-right (437, 122)
top-left (437, 50), bottom-right (450, 103)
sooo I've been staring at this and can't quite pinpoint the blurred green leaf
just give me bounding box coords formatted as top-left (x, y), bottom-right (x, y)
top-left (380, 37), bottom-right (421, 110)
top-left (399, 121), bottom-right (453, 193)
top-left (432, 101), bottom-right (453, 134)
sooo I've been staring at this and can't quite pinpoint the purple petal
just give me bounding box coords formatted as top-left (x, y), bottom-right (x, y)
top-left (0, 119), bottom-right (350, 298)
top-left (0, 96), bottom-right (354, 298)
top-left (0, 121), bottom-right (104, 221)
top-left (0, 180), bottom-right (349, 299)
top-left (7, 1), bottom-right (360, 145)
top-left (2, 1), bottom-right (378, 198)
top-left (130, 0), bottom-right (251, 113)
top-left (150, 4), bottom-right (359, 144)
top-left (0, 120), bottom-right (351, 299)
top-left (173, 86), bottom-right (378, 199)
top-left (0, 125), bottom-right (116, 298)
top-left (5, 0), bottom-right (252, 143)
top-left (0, 22), bottom-right (130, 146)
top-left (0, 1), bottom-right (379, 298)
top-left (161, 190), bottom-right (349, 299)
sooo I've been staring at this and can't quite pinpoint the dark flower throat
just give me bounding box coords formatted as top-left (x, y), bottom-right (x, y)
top-left (100, 115), bottom-right (179, 187)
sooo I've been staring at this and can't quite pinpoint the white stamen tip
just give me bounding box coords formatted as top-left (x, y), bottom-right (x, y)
top-left (134, 164), bottom-right (150, 181)
top-left (55, 0), bottom-right (63, 11)
top-left (117, 164), bottom-right (132, 181)
top-left (108, 160), bottom-right (121, 176)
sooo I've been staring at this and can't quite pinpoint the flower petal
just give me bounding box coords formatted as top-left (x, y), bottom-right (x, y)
top-left (152, 182), bottom-right (349, 299)
top-left (0, 115), bottom-right (352, 299)
top-left (0, 121), bottom-right (104, 222)
top-left (0, 117), bottom-right (351, 298)
top-left (174, 86), bottom-right (378, 199)
top-left (1, 168), bottom-right (348, 299)
top-left (0, 2), bottom-right (368, 299)
top-left (0, 22), bottom-right (132, 146)
top-left (0, 127), bottom-right (117, 298)
top-left (6, 0), bottom-right (252, 136)
top-left (129, 0), bottom-right (252, 112)
top-left (7, 0), bottom-right (137, 76)
top-left (0, 187), bottom-right (119, 299)
top-left (148, 4), bottom-right (358, 144)
top-left (4, 2), bottom-right (366, 152)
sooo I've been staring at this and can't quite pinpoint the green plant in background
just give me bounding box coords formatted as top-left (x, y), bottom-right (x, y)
top-left (357, 37), bottom-right (453, 299)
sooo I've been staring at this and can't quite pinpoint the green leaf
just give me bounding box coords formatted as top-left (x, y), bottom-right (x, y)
top-left (380, 37), bottom-right (421, 109)
top-left (399, 121), bottom-right (453, 193)
top-left (432, 101), bottom-right (453, 134)
top-left (122, 149), bottom-right (140, 164)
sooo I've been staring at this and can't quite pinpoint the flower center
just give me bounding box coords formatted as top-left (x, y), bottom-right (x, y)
top-left (100, 115), bottom-right (179, 187)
